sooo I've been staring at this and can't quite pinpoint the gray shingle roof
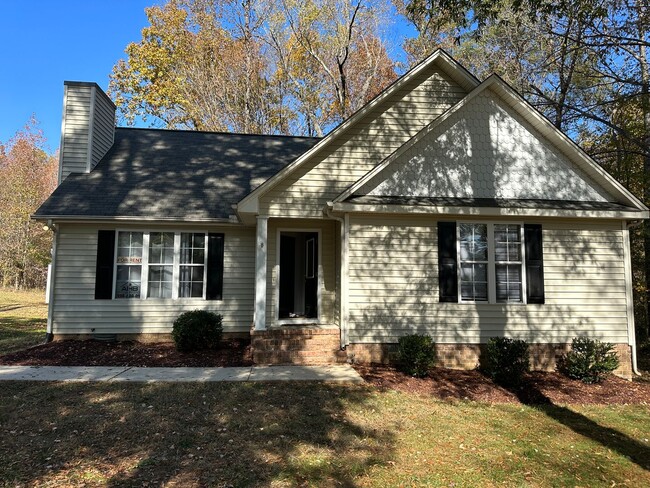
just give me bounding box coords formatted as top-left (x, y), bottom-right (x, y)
top-left (35, 128), bottom-right (319, 220)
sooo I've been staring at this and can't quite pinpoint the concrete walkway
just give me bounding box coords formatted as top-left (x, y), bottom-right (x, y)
top-left (0, 364), bottom-right (364, 383)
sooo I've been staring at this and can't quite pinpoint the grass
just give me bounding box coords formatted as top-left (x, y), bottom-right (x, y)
top-left (0, 382), bottom-right (648, 487)
top-left (0, 287), bottom-right (47, 355)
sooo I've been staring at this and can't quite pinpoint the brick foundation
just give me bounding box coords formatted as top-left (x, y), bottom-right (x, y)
top-left (346, 342), bottom-right (633, 380)
top-left (251, 327), bottom-right (347, 365)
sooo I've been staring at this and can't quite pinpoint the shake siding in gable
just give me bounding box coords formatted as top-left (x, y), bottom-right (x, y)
top-left (60, 86), bottom-right (93, 180)
top-left (51, 224), bottom-right (255, 334)
top-left (347, 216), bottom-right (629, 344)
top-left (259, 68), bottom-right (467, 218)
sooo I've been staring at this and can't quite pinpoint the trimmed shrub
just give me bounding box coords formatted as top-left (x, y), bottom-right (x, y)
top-left (559, 337), bottom-right (620, 384)
top-left (172, 310), bottom-right (223, 352)
top-left (396, 334), bottom-right (436, 377)
top-left (481, 337), bottom-right (530, 386)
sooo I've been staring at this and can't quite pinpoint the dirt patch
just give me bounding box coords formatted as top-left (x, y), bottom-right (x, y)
top-left (355, 365), bottom-right (650, 405)
top-left (0, 339), bottom-right (252, 367)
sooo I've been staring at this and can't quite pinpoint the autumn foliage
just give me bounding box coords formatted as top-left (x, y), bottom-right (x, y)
top-left (0, 118), bottom-right (57, 289)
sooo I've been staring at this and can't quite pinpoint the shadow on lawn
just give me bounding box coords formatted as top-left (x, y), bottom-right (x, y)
top-left (1, 382), bottom-right (393, 487)
top-left (504, 379), bottom-right (650, 471)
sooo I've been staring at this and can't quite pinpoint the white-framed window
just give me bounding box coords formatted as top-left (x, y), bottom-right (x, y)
top-left (115, 231), bottom-right (143, 299)
top-left (114, 231), bottom-right (208, 300)
top-left (458, 222), bottom-right (526, 304)
top-left (179, 233), bottom-right (206, 298)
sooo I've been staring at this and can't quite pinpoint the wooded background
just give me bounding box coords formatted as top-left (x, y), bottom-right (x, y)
top-left (1, 0), bottom-right (648, 341)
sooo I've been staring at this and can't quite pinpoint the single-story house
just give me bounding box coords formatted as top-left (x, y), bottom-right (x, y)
top-left (35, 50), bottom-right (648, 378)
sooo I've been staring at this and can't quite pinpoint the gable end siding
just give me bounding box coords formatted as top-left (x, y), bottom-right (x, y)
top-left (260, 67), bottom-right (468, 218)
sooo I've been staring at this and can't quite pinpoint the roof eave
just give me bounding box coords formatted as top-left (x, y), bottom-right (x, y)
top-left (330, 202), bottom-right (649, 220)
top-left (31, 214), bottom-right (242, 225)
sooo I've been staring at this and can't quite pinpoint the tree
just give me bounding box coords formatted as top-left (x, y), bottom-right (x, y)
top-left (268, 0), bottom-right (397, 135)
top-left (110, 0), bottom-right (283, 133)
top-left (0, 118), bottom-right (58, 289)
top-left (109, 0), bottom-right (398, 136)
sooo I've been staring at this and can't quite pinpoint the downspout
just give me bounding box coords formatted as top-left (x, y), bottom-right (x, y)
top-left (325, 202), bottom-right (348, 349)
top-left (626, 220), bottom-right (643, 376)
top-left (44, 222), bottom-right (58, 343)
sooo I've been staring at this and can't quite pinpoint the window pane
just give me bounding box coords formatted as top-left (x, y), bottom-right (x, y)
top-left (192, 267), bottom-right (204, 281)
top-left (459, 223), bottom-right (487, 261)
top-left (496, 264), bottom-right (522, 303)
top-left (191, 282), bottom-right (203, 297)
top-left (115, 265), bottom-right (141, 299)
top-left (495, 224), bottom-right (521, 261)
top-left (117, 232), bottom-right (143, 263)
top-left (460, 263), bottom-right (487, 301)
top-left (148, 264), bottom-right (173, 298)
top-left (192, 249), bottom-right (205, 264)
top-left (149, 232), bottom-right (174, 264)
top-left (193, 234), bottom-right (204, 248)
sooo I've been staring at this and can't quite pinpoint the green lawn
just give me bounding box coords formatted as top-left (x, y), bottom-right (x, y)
top-left (0, 288), bottom-right (47, 355)
top-left (0, 382), bottom-right (648, 487)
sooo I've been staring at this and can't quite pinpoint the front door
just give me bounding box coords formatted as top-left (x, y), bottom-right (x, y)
top-left (279, 231), bottom-right (318, 319)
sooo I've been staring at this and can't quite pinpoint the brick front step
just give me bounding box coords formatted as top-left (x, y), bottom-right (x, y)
top-left (251, 327), bottom-right (346, 365)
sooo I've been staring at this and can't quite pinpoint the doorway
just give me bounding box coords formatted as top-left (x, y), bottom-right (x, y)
top-left (279, 231), bottom-right (318, 320)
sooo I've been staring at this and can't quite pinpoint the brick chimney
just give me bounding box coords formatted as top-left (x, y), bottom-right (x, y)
top-left (58, 81), bottom-right (116, 184)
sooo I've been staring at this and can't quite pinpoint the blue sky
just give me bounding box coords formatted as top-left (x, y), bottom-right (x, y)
top-left (0, 1), bottom-right (153, 153)
top-left (0, 1), bottom-right (414, 154)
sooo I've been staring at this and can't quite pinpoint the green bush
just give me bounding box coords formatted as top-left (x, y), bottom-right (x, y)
top-left (559, 337), bottom-right (620, 384)
top-left (396, 334), bottom-right (436, 377)
top-left (172, 310), bottom-right (223, 352)
top-left (481, 337), bottom-right (530, 386)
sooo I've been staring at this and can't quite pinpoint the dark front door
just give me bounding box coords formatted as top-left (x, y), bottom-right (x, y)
top-left (279, 231), bottom-right (318, 319)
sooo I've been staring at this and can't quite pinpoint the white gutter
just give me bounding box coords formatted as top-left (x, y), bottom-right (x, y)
top-left (625, 220), bottom-right (644, 376)
top-left (45, 224), bottom-right (59, 342)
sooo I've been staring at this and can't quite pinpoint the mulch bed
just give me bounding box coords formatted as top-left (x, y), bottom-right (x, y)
top-left (0, 339), bottom-right (252, 367)
top-left (3, 341), bottom-right (650, 405)
top-left (355, 365), bottom-right (650, 405)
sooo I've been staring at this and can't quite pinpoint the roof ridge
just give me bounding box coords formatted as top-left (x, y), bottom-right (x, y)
top-left (114, 126), bottom-right (321, 140)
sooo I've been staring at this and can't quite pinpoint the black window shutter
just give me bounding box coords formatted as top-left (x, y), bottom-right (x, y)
top-left (95, 230), bottom-right (115, 299)
top-left (524, 224), bottom-right (545, 304)
top-left (438, 221), bottom-right (458, 302)
top-left (206, 233), bottom-right (225, 300)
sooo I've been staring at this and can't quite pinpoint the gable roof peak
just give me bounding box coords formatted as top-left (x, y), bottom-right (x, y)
top-left (236, 49), bottom-right (482, 214)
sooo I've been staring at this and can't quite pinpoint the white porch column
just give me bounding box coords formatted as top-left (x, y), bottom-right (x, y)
top-left (254, 216), bottom-right (269, 330)
top-left (340, 213), bottom-right (350, 346)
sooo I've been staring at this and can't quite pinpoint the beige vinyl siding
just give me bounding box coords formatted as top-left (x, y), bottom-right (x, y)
top-left (265, 219), bottom-right (337, 327)
top-left (90, 89), bottom-right (115, 169)
top-left (51, 223), bottom-right (255, 335)
top-left (260, 68), bottom-right (467, 218)
top-left (347, 216), bottom-right (629, 344)
top-left (60, 85), bottom-right (92, 181)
